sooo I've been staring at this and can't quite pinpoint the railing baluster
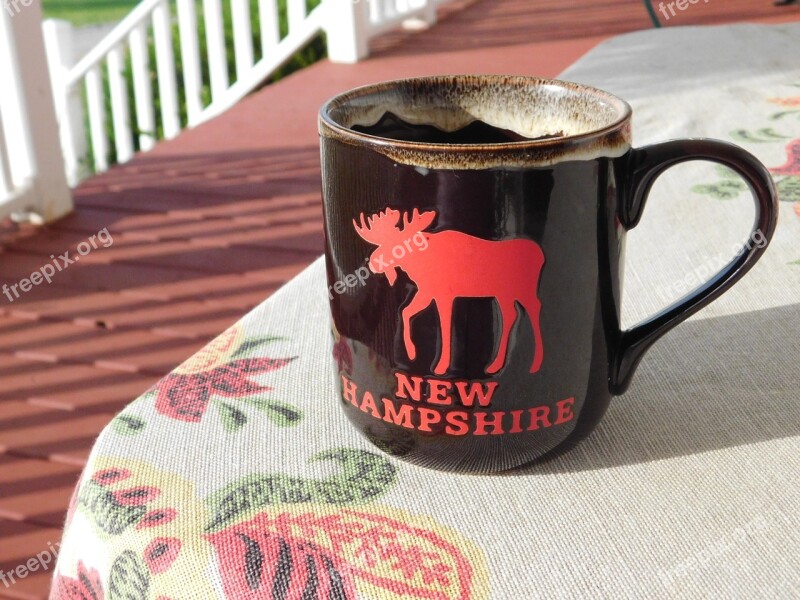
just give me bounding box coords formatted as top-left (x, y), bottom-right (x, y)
top-left (231, 0), bottom-right (254, 80)
top-left (176, 0), bottom-right (204, 126)
top-left (203, 0), bottom-right (229, 101)
top-left (85, 67), bottom-right (109, 172)
top-left (287, 0), bottom-right (307, 34)
top-left (45, 0), bottom-right (449, 183)
top-left (352, 0), bottom-right (438, 41)
top-left (152, 0), bottom-right (180, 138)
top-left (107, 46), bottom-right (134, 163)
top-left (368, 0), bottom-right (382, 24)
top-left (259, 0), bottom-right (280, 51)
top-left (129, 23), bottom-right (156, 151)
top-left (42, 19), bottom-right (86, 187)
top-left (418, 0), bottom-right (437, 26)
top-left (324, 0), bottom-right (370, 63)
top-left (2, 0), bottom-right (71, 220)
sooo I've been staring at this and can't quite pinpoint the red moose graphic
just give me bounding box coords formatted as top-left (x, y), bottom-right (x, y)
top-left (354, 207), bottom-right (545, 376)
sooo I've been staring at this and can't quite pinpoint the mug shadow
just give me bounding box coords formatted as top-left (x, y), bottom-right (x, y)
top-left (513, 303), bottom-right (800, 475)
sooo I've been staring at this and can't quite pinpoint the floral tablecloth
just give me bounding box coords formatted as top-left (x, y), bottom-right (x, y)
top-left (51, 23), bottom-right (800, 599)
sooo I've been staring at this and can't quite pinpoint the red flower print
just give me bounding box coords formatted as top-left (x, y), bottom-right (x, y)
top-left (154, 357), bottom-right (294, 422)
top-left (112, 486), bottom-right (160, 506)
top-left (51, 561), bottom-right (104, 600)
top-left (92, 468), bottom-right (131, 486)
top-left (205, 508), bottom-right (487, 600)
top-left (136, 507), bottom-right (178, 530)
top-left (768, 96), bottom-right (800, 107)
top-left (151, 324), bottom-right (295, 424)
top-left (206, 527), bottom-right (357, 600)
top-left (144, 538), bottom-right (182, 574)
top-left (771, 139), bottom-right (800, 176)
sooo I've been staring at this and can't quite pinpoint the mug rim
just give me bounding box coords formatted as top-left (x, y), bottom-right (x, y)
top-left (318, 75), bottom-right (633, 169)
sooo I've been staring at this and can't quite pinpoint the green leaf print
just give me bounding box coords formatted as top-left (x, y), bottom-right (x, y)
top-left (216, 401), bottom-right (249, 432)
top-left (770, 110), bottom-right (800, 121)
top-left (78, 480), bottom-right (148, 536)
top-left (232, 336), bottom-right (285, 358)
top-left (109, 551), bottom-right (150, 600)
top-left (692, 180), bottom-right (747, 200)
top-left (204, 449), bottom-right (398, 532)
top-left (730, 128), bottom-right (791, 143)
top-left (776, 176), bottom-right (800, 203)
top-left (111, 414), bottom-right (146, 436)
top-left (245, 397), bottom-right (303, 426)
top-left (715, 165), bottom-right (742, 180)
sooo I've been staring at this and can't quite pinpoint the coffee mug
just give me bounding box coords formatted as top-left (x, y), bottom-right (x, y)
top-left (318, 75), bottom-right (777, 473)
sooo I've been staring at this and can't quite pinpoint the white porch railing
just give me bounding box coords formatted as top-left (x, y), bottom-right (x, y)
top-left (327, 0), bottom-right (445, 63)
top-left (43, 0), bottom-right (451, 186)
top-left (0, 0), bottom-right (72, 223)
top-left (0, 0), bottom-right (450, 221)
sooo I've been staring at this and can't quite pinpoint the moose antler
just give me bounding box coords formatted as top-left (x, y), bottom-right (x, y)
top-left (401, 208), bottom-right (437, 234)
top-left (353, 208), bottom-right (401, 245)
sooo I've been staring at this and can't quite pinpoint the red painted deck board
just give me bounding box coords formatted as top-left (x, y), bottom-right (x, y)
top-left (0, 1), bottom-right (797, 597)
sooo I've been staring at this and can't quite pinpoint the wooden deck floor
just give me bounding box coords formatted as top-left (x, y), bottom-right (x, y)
top-left (1, 0), bottom-right (798, 596)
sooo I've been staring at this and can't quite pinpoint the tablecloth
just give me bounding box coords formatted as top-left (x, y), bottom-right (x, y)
top-left (50, 23), bottom-right (800, 599)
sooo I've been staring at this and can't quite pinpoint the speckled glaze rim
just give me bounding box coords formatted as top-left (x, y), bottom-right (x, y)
top-left (319, 75), bottom-right (633, 170)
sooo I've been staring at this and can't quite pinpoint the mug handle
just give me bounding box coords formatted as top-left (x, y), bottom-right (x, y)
top-left (611, 139), bottom-right (779, 394)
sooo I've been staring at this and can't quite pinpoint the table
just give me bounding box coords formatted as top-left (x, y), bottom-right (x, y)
top-left (51, 23), bottom-right (800, 599)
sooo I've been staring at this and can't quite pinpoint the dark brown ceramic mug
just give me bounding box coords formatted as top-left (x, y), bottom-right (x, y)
top-left (318, 75), bottom-right (778, 473)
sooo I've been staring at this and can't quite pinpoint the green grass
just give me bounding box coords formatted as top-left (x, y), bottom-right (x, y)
top-left (42, 0), bottom-right (140, 26)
